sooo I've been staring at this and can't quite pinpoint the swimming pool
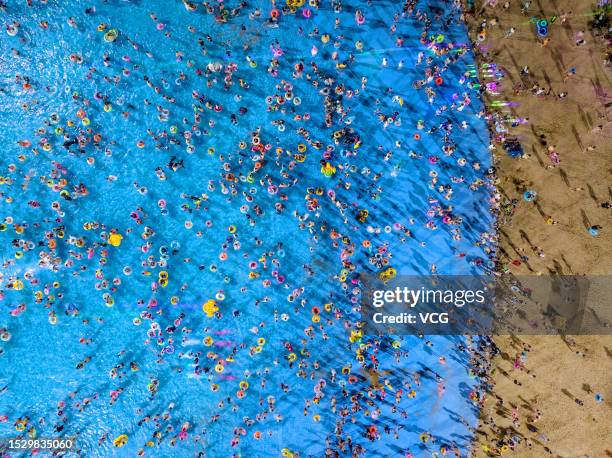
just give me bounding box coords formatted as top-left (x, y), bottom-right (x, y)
top-left (0, 0), bottom-right (493, 456)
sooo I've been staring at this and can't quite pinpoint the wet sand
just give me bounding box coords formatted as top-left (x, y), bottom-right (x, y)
top-left (465, 0), bottom-right (612, 456)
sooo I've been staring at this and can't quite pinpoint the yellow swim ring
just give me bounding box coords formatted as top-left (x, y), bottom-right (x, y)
top-left (113, 434), bottom-right (128, 447)
top-left (108, 233), bottom-right (123, 247)
top-left (202, 299), bottom-right (219, 317)
top-left (104, 29), bottom-right (119, 43)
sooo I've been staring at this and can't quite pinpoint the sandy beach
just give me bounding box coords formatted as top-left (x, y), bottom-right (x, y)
top-left (465, 0), bottom-right (612, 456)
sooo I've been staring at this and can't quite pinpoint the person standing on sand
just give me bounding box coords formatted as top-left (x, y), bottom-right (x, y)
top-left (563, 66), bottom-right (577, 82)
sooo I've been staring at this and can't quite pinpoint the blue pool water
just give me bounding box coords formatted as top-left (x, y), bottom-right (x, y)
top-left (0, 0), bottom-right (493, 456)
